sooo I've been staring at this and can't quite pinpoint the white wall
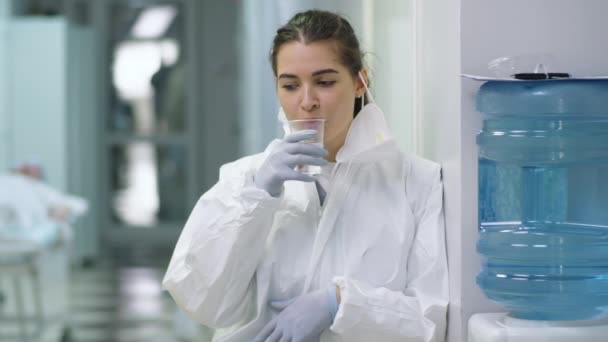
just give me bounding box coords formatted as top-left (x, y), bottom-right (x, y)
top-left (462, 0), bottom-right (608, 78)
top-left (415, 0), bottom-right (464, 340)
top-left (7, 18), bottom-right (69, 190)
top-left (0, 2), bottom-right (11, 171)
top-left (371, 0), bottom-right (415, 153)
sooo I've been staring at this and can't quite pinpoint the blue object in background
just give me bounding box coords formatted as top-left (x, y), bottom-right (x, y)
top-left (476, 80), bottom-right (608, 321)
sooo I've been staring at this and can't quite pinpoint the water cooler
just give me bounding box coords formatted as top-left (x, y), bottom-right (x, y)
top-left (468, 79), bottom-right (608, 341)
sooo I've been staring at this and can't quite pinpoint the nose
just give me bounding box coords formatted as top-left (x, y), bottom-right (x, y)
top-left (300, 85), bottom-right (319, 112)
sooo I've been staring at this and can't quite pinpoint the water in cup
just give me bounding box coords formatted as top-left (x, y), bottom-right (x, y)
top-left (287, 118), bottom-right (325, 176)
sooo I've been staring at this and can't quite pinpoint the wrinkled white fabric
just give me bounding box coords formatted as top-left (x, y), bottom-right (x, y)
top-left (163, 103), bottom-right (448, 342)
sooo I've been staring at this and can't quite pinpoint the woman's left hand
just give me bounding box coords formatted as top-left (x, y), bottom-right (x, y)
top-left (253, 286), bottom-right (338, 342)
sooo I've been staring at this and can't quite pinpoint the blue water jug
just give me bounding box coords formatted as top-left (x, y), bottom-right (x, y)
top-left (476, 79), bottom-right (608, 321)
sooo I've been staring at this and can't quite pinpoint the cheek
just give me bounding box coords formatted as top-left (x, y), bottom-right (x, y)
top-left (322, 87), bottom-right (354, 116)
top-left (323, 92), bottom-right (355, 125)
top-left (278, 95), bottom-right (298, 120)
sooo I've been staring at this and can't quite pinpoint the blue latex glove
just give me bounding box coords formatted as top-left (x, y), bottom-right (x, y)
top-left (253, 286), bottom-right (339, 342)
top-left (254, 130), bottom-right (328, 197)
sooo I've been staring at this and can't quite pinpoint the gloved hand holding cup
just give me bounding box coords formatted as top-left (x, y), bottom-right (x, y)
top-left (287, 118), bottom-right (326, 176)
top-left (254, 120), bottom-right (327, 197)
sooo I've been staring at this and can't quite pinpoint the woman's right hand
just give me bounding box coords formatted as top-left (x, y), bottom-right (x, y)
top-left (254, 130), bottom-right (328, 197)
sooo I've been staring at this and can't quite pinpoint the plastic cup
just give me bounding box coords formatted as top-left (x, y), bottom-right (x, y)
top-left (287, 118), bottom-right (326, 176)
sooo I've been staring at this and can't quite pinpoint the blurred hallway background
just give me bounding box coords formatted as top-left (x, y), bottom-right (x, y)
top-left (0, 0), bottom-right (414, 341)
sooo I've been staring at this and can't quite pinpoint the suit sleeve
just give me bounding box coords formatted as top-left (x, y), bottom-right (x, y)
top-left (162, 156), bottom-right (283, 328)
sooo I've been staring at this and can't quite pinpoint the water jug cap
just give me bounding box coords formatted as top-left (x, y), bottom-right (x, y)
top-left (512, 72), bottom-right (570, 80)
top-left (463, 54), bottom-right (608, 81)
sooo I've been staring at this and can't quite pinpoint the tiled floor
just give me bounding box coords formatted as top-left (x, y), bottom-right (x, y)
top-left (64, 264), bottom-right (177, 341)
top-left (0, 255), bottom-right (213, 342)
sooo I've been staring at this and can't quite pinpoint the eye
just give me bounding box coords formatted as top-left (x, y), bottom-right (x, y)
top-left (317, 80), bottom-right (336, 87)
top-left (281, 83), bottom-right (299, 91)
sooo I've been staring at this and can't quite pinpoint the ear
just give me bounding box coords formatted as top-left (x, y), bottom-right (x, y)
top-left (356, 68), bottom-right (369, 97)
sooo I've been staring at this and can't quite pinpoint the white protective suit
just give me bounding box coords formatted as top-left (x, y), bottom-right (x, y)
top-left (163, 100), bottom-right (449, 342)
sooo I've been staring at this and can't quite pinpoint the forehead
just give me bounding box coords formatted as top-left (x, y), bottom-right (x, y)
top-left (276, 40), bottom-right (347, 75)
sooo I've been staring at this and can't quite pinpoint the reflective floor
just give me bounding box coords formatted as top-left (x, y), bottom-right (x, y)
top-left (0, 254), bottom-right (211, 342)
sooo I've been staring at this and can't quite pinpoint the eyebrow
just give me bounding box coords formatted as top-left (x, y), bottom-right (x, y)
top-left (312, 68), bottom-right (339, 76)
top-left (278, 68), bottom-right (340, 79)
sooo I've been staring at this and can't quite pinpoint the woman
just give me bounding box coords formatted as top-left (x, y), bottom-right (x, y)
top-left (163, 9), bottom-right (448, 342)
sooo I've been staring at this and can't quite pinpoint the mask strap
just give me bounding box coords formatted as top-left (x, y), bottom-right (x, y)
top-left (358, 71), bottom-right (375, 107)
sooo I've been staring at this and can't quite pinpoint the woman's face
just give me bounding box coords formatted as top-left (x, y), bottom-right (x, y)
top-left (275, 40), bottom-right (363, 148)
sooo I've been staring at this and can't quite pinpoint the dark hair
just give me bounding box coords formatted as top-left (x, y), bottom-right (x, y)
top-left (270, 10), bottom-right (369, 116)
